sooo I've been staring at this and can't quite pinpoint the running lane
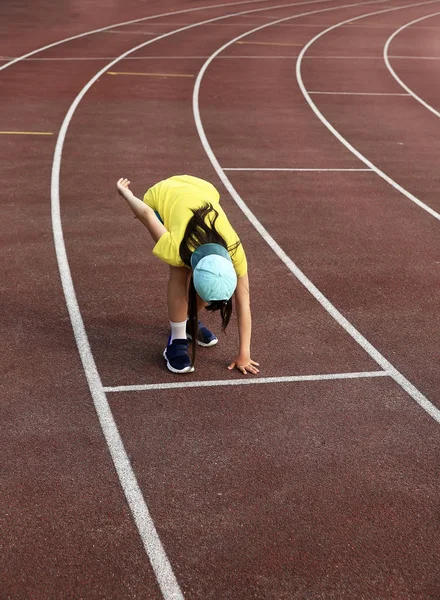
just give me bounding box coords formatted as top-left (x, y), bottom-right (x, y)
top-left (294, 1), bottom-right (440, 405)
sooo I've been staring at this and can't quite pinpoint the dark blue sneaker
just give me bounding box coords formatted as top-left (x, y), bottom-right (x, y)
top-left (186, 321), bottom-right (218, 347)
top-left (163, 338), bottom-right (194, 373)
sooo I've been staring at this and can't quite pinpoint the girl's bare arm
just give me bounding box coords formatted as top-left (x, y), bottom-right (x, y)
top-left (228, 273), bottom-right (259, 375)
top-left (116, 178), bottom-right (167, 243)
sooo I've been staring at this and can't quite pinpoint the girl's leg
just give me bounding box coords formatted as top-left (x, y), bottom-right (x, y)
top-left (194, 294), bottom-right (218, 347)
top-left (167, 266), bottom-right (190, 341)
top-left (164, 266), bottom-right (194, 373)
top-left (167, 266), bottom-right (190, 321)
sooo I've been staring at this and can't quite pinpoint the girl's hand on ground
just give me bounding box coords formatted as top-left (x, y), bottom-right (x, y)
top-left (117, 178), bottom-right (133, 199)
top-left (228, 355), bottom-right (260, 375)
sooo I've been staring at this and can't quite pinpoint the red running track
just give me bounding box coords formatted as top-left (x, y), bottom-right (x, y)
top-left (2, 0), bottom-right (440, 598)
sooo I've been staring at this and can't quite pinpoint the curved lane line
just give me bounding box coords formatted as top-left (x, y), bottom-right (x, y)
top-left (296, 1), bottom-right (440, 222)
top-left (192, 2), bottom-right (440, 425)
top-left (50, 1), bottom-right (374, 597)
top-left (0, 0), bottom-right (268, 72)
top-left (384, 11), bottom-right (440, 117)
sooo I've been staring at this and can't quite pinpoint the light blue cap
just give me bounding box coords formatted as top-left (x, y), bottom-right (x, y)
top-left (190, 243), bottom-right (237, 302)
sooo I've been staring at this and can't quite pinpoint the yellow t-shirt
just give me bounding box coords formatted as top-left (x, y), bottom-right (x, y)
top-left (143, 175), bottom-right (247, 277)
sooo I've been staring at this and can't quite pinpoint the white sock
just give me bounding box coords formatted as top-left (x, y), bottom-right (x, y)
top-left (170, 320), bottom-right (187, 342)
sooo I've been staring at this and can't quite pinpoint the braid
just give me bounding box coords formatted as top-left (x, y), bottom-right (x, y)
top-left (180, 203), bottom-right (239, 366)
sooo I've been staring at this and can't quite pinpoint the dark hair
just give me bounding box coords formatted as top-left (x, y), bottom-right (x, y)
top-left (179, 203), bottom-right (240, 366)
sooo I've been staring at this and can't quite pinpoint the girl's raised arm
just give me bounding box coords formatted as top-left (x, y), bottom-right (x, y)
top-left (116, 178), bottom-right (167, 243)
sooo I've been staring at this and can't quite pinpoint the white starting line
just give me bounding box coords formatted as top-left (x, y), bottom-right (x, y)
top-left (309, 91), bottom-right (410, 95)
top-left (223, 167), bottom-right (372, 171)
top-left (104, 371), bottom-right (391, 394)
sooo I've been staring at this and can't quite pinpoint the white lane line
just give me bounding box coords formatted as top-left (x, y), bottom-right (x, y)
top-left (223, 167), bottom-right (372, 170)
top-left (104, 371), bottom-right (391, 393)
top-left (0, 0), bottom-right (268, 72)
top-left (306, 54), bottom-right (440, 58)
top-left (49, 1), bottom-right (381, 597)
top-left (387, 55), bottom-right (440, 59)
top-left (333, 21), bottom-right (440, 26)
top-left (384, 12), bottom-right (440, 118)
top-left (309, 90), bottom-right (410, 95)
top-left (193, 1), bottom-right (440, 427)
top-left (296, 1), bottom-right (440, 223)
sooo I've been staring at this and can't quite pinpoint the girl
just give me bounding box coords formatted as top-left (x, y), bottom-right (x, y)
top-left (116, 174), bottom-right (259, 375)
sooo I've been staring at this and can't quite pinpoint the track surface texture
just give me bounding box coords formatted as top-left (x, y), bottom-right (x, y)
top-left (2, 1), bottom-right (440, 599)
